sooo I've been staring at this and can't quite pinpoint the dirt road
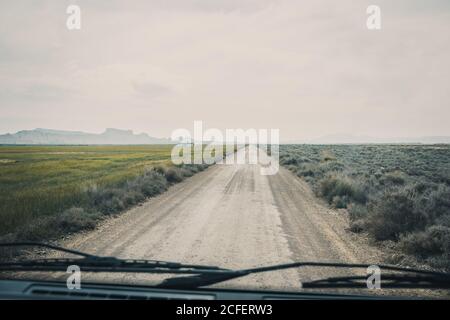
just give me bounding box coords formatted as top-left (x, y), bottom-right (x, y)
top-left (48, 145), bottom-right (387, 292)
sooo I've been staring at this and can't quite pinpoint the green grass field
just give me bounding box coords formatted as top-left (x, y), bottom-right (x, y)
top-left (0, 145), bottom-right (175, 236)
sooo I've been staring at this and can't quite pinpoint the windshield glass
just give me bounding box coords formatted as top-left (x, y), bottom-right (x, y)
top-left (0, 0), bottom-right (449, 299)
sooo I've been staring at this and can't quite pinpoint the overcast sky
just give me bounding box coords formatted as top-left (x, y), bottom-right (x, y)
top-left (1, 0), bottom-right (449, 141)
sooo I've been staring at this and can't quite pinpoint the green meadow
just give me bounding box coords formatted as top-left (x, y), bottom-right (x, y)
top-left (0, 145), bottom-right (175, 236)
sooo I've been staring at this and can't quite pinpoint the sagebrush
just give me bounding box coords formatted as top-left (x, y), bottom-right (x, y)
top-left (279, 144), bottom-right (450, 269)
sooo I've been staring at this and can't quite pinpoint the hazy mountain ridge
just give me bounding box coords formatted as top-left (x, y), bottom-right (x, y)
top-left (1, 129), bottom-right (449, 145)
top-left (0, 128), bottom-right (173, 145)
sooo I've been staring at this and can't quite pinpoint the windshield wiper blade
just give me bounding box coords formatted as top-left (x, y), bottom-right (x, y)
top-left (0, 242), bottom-right (96, 258)
top-left (157, 262), bottom-right (450, 290)
top-left (0, 242), bottom-right (231, 275)
top-left (301, 274), bottom-right (450, 289)
top-left (3, 243), bottom-right (450, 290)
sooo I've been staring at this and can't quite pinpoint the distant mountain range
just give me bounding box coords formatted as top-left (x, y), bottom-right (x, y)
top-left (0, 128), bottom-right (173, 145)
top-left (283, 134), bottom-right (450, 144)
top-left (1, 129), bottom-right (449, 145)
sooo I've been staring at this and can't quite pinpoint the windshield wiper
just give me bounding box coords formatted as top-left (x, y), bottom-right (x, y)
top-left (301, 274), bottom-right (450, 289)
top-left (157, 262), bottom-right (450, 290)
top-left (0, 242), bottom-right (231, 275)
top-left (1, 242), bottom-right (450, 291)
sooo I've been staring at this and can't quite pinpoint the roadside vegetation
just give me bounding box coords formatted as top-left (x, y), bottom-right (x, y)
top-left (0, 145), bottom-right (212, 242)
top-left (279, 144), bottom-right (450, 269)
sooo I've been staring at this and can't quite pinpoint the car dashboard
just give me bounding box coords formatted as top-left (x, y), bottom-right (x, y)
top-left (0, 279), bottom-right (394, 300)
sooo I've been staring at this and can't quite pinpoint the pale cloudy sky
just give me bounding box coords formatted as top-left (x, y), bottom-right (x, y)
top-left (0, 0), bottom-right (449, 141)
